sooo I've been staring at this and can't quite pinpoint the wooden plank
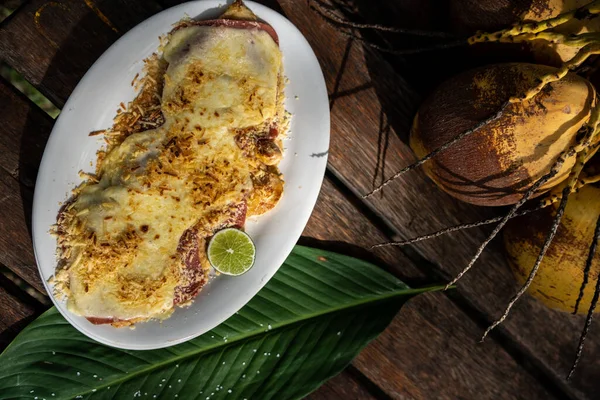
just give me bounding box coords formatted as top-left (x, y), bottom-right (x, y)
top-left (304, 178), bottom-right (558, 400)
top-left (0, 77), bottom-right (52, 188)
top-left (308, 369), bottom-right (379, 400)
top-left (354, 292), bottom-right (557, 400)
top-left (0, 276), bottom-right (39, 350)
top-left (0, 78), bottom-right (48, 293)
top-left (0, 163), bottom-right (42, 293)
top-left (0, 0), bottom-right (162, 107)
top-left (303, 178), bottom-right (427, 283)
top-left (278, 0), bottom-right (599, 397)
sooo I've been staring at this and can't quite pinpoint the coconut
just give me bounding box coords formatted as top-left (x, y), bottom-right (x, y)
top-left (410, 62), bottom-right (596, 206)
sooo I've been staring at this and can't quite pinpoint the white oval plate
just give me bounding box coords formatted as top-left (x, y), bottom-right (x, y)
top-left (32, 0), bottom-right (329, 350)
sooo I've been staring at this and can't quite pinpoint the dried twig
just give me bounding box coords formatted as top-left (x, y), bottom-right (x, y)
top-left (569, 280), bottom-right (600, 380)
top-left (497, 31), bottom-right (600, 47)
top-left (336, 29), bottom-right (466, 55)
top-left (481, 136), bottom-right (595, 340)
top-left (363, 101), bottom-right (510, 198)
top-left (443, 159), bottom-right (566, 291)
top-left (309, 0), bottom-right (467, 56)
top-left (309, 0), bottom-right (455, 38)
top-left (371, 173), bottom-right (600, 249)
top-left (512, 43), bottom-right (600, 102)
top-left (568, 214), bottom-right (600, 380)
top-left (481, 186), bottom-right (571, 341)
top-left (573, 215), bottom-right (600, 315)
top-left (370, 206), bottom-right (542, 249)
top-left (468, 0), bottom-right (600, 45)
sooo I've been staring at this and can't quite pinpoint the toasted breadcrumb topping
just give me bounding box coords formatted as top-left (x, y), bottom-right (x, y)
top-left (52, 11), bottom-right (289, 326)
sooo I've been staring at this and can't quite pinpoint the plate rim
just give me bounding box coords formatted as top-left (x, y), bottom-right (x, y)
top-left (31, 0), bottom-right (330, 349)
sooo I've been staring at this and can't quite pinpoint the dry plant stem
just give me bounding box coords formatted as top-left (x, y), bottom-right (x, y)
top-left (541, 108), bottom-right (600, 200)
top-left (309, 0), bottom-right (453, 38)
top-left (573, 215), bottom-right (600, 315)
top-left (309, 0), bottom-right (467, 55)
top-left (498, 31), bottom-right (600, 47)
top-left (480, 186), bottom-right (571, 341)
top-left (336, 29), bottom-right (466, 55)
top-left (542, 172), bottom-right (599, 206)
top-left (442, 158), bottom-right (567, 291)
top-left (582, 98), bottom-right (600, 146)
top-left (370, 206), bottom-right (544, 249)
top-left (468, 0), bottom-right (600, 45)
top-left (370, 172), bottom-right (600, 249)
top-left (570, 113), bottom-right (600, 316)
top-left (481, 138), bottom-right (594, 340)
top-left (512, 43), bottom-right (600, 102)
top-left (442, 137), bottom-right (587, 291)
top-left (363, 102), bottom-right (509, 198)
top-left (568, 215), bottom-right (600, 380)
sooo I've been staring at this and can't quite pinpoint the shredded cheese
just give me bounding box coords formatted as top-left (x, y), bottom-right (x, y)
top-left (54, 15), bottom-right (288, 325)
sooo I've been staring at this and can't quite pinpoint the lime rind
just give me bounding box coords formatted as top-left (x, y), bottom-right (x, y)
top-left (207, 228), bottom-right (256, 276)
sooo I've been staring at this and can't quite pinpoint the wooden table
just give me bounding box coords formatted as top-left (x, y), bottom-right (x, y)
top-left (1, 0), bottom-right (599, 398)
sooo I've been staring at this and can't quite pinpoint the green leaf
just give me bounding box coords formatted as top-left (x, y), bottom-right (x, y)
top-left (0, 245), bottom-right (441, 400)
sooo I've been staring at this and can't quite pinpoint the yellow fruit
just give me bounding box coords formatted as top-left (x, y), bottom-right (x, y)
top-left (503, 184), bottom-right (600, 313)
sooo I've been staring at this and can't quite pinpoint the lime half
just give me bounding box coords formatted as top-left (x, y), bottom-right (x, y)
top-left (207, 228), bottom-right (256, 276)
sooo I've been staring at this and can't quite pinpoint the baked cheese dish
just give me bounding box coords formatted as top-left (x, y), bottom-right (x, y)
top-left (52, 1), bottom-right (288, 326)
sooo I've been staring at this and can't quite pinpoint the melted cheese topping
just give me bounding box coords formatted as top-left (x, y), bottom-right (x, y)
top-left (55, 23), bottom-right (284, 322)
top-left (162, 25), bottom-right (281, 128)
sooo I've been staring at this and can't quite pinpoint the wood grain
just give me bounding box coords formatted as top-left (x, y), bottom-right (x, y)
top-left (0, 78), bottom-right (49, 294)
top-left (0, 276), bottom-right (39, 350)
top-left (0, 0), bottom-right (162, 107)
top-left (302, 178), bottom-right (427, 283)
top-left (354, 292), bottom-right (555, 400)
top-left (0, 77), bottom-right (52, 188)
top-left (278, 0), bottom-right (600, 397)
top-left (308, 369), bottom-right (379, 400)
top-left (0, 165), bottom-right (42, 294)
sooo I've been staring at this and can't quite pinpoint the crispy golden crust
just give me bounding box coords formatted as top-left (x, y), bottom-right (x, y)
top-left (54, 1), bottom-right (288, 327)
